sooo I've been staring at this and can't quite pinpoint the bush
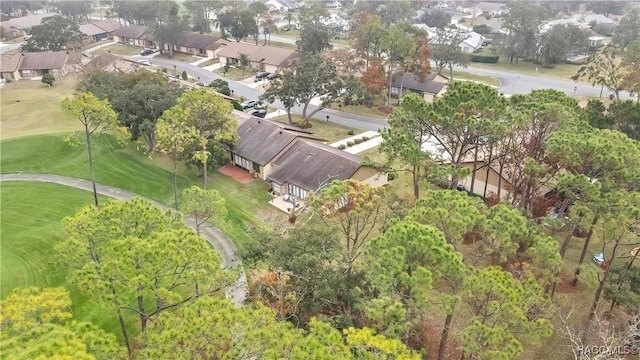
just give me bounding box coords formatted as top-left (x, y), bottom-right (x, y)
top-left (362, 136), bottom-right (369, 141)
top-left (218, 86), bottom-right (231, 96)
top-left (162, 68), bottom-right (168, 73)
top-left (387, 173), bottom-right (396, 181)
top-left (347, 141), bottom-right (355, 147)
top-left (473, 24), bottom-right (492, 34)
top-left (347, 130), bottom-right (355, 135)
top-left (231, 100), bottom-right (243, 111)
top-left (181, 70), bottom-right (188, 81)
top-left (354, 138), bottom-right (362, 144)
top-left (41, 73), bottom-right (55, 87)
top-left (471, 55), bottom-right (499, 63)
top-left (338, 144), bottom-right (346, 150)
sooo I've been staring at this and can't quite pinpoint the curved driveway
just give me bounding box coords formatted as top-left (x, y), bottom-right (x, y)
top-left (0, 173), bottom-right (247, 305)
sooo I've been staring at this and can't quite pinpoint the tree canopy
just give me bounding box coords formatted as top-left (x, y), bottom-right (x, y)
top-left (21, 15), bottom-right (84, 52)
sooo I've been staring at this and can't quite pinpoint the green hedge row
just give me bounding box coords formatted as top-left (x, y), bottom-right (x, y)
top-left (471, 55), bottom-right (500, 63)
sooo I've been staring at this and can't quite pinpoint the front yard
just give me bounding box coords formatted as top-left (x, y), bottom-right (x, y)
top-left (272, 114), bottom-right (358, 143)
top-left (214, 66), bottom-right (256, 81)
top-left (91, 43), bottom-right (141, 56)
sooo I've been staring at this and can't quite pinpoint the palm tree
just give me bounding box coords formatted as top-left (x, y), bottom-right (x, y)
top-left (261, 16), bottom-right (278, 45)
top-left (239, 53), bottom-right (250, 75)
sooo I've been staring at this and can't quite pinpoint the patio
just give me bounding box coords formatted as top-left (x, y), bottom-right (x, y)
top-left (218, 164), bottom-right (254, 184)
top-left (269, 194), bottom-right (305, 214)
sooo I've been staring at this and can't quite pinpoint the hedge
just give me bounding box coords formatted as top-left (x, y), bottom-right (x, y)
top-left (338, 144), bottom-right (346, 150)
top-left (347, 141), bottom-right (355, 147)
top-left (354, 138), bottom-right (362, 144)
top-left (471, 55), bottom-right (499, 63)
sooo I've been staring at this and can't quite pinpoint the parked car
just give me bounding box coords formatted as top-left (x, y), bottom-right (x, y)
top-left (255, 71), bottom-right (270, 81)
top-left (140, 49), bottom-right (154, 56)
top-left (253, 101), bottom-right (266, 110)
top-left (195, 82), bottom-right (205, 86)
top-left (240, 100), bottom-right (258, 109)
top-left (138, 59), bottom-right (151, 66)
top-left (266, 73), bottom-right (279, 80)
top-left (248, 109), bottom-right (267, 118)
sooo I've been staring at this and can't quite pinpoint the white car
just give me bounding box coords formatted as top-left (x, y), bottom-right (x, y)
top-left (240, 100), bottom-right (257, 109)
top-left (138, 59), bottom-right (151, 66)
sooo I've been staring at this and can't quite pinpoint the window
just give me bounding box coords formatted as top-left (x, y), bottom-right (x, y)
top-left (288, 183), bottom-right (308, 200)
top-left (252, 162), bottom-right (260, 173)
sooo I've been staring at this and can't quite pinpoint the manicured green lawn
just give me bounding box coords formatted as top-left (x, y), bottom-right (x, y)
top-left (272, 114), bottom-right (358, 142)
top-left (0, 76), bottom-right (81, 140)
top-left (92, 43), bottom-right (142, 56)
top-left (214, 66), bottom-right (256, 81)
top-left (451, 71), bottom-right (502, 87)
top-left (0, 133), bottom-right (283, 247)
top-left (0, 182), bottom-right (137, 338)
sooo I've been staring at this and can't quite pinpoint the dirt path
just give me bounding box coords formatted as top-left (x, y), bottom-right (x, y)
top-left (0, 173), bottom-right (247, 305)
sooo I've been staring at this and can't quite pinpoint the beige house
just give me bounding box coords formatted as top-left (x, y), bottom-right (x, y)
top-left (0, 53), bottom-right (23, 80)
top-left (456, 160), bottom-right (514, 199)
top-left (216, 42), bottom-right (299, 73)
top-left (391, 72), bottom-right (449, 102)
top-left (229, 114), bottom-right (387, 200)
top-left (112, 25), bottom-right (155, 48)
top-left (0, 12), bottom-right (58, 38)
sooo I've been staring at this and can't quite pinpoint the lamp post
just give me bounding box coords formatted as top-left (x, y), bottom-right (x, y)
top-left (326, 115), bottom-right (330, 122)
top-left (173, 65), bottom-right (176, 75)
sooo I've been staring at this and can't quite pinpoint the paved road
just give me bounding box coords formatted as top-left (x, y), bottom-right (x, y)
top-left (0, 173), bottom-right (248, 305)
top-left (0, 41), bottom-right (23, 54)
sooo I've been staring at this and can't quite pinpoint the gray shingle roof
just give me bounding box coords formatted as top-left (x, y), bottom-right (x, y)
top-left (391, 72), bottom-right (447, 95)
top-left (20, 51), bottom-right (67, 70)
top-left (80, 23), bottom-right (107, 37)
top-left (112, 25), bottom-right (148, 39)
top-left (268, 140), bottom-right (362, 191)
top-left (232, 117), bottom-right (321, 166)
top-left (183, 33), bottom-right (220, 49)
top-left (92, 19), bottom-right (122, 33)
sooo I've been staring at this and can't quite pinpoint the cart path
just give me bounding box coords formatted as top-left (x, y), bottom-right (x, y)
top-left (0, 173), bottom-right (247, 305)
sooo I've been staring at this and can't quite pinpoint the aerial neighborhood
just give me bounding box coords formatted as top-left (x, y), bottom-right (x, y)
top-left (1, 0), bottom-right (640, 359)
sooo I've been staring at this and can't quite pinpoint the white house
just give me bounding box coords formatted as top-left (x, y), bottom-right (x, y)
top-left (265, 0), bottom-right (289, 12)
top-left (414, 24), bottom-right (485, 53)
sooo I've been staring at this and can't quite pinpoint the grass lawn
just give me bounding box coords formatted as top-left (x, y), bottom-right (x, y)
top-left (92, 43), bottom-right (142, 56)
top-left (0, 133), bottom-right (283, 247)
top-left (214, 67), bottom-right (256, 81)
top-left (452, 70), bottom-right (502, 87)
top-left (469, 49), bottom-right (583, 81)
top-left (197, 58), bottom-right (219, 68)
top-left (155, 52), bottom-right (197, 63)
top-left (0, 182), bottom-right (138, 338)
top-left (326, 103), bottom-right (388, 120)
top-left (0, 76), bottom-right (81, 140)
top-left (272, 114), bottom-right (358, 142)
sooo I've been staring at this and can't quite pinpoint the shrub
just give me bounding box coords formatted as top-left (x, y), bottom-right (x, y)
top-left (41, 73), bottom-right (55, 87)
top-left (347, 130), bottom-right (355, 135)
top-left (362, 136), bottom-right (369, 141)
top-left (181, 70), bottom-right (188, 80)
top-left (473, 24), bottom-right (492, 34)
top-left (347, 141), bottom-right (355, 147)
top-left (162, 68), bottom-right (168, 73)
top-left (354, 138), bottom-right (362, 144)
top-left (471, 55), bottom-right (499, 63)
top-left (231, 100), bottom-right (243, 111)
top-left (218, 86), bottom-right (231, 96)
top-left (387, 173), bottom-right (396, 181)
top-left (338, 144), bottom-right (346, 150)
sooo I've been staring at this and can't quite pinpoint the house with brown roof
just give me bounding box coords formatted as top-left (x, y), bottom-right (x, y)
top-left (164, 32), bottom-right (227, 57)
top-left (391, 72), bottom-right (449, 102)
top-left (19, 51), bottom-right (69, 78)
top-left (217, 42), bottom-right (300, 73)
top-left (0, 53), bottom-right (24, 80)
top-left (230, 114), bottom-right (323, 180)
top-left (112, 25), bottom-right (155, 48)
top-left (229, 114), bottom-right (387, 200)
top-left (79, 20), bottom-right (123, 41)
top-left (267, 140), bottom-right (387, 199)
top-left (0, 13), bottom-right (58, 38)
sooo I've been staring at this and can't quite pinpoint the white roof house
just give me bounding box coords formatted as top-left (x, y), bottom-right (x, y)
top-left (572, 14), bottom-right (618, 26)
top-left (540, 18), bottom-right (590, 33)
top-left (415, 24), bottom-right (485, 53)
top-left (265, 0), bottom-right (289, 12)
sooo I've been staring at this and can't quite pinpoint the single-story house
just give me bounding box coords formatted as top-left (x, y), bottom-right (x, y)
top-left (112, 25), bottom-right (155, 48)
top-left (456, 159), bottom-right (514, 199)
top-left (264, 0), bottom-right (289, 12)
top-left (217, 42), bottom-right (300, 73)
top-left (0, 53), bottom-right (23, 80)
top-left (572, 14), bottom-right (619, 33)
top-left (391, 72), bottom-right (449, 102)
top-left (267, 139), bottom-right (388, 200)
top-left (474, 2), bottom-right (506, 16)
top-left (230, 115), bottom-right (323, 180)
top-left (0, 12), bottom-right (58, 37)
top-left (178, 33), bottom-right (226, 57)
top-left (80, 23), bottom-right (110, 41)
top-left (18, 51), bottom-right (69, 78)
top-left (79, 19), bottom-right (123, 41)
top-left (415, 24), bottom-right (485, 53)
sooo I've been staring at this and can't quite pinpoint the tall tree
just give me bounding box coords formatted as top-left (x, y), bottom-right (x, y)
top-left (500, 2), bottom-right (548, 62)
top-left (57, 198), bottom-right (231, 346)
top-left (608, 100), bottom-right (640, 141)
top-left (396, 35), bottom-right (431, 104)
top-left (260, 68), bottom-right (299, 124)
top-left (351, 12), bottom-right (386, 67)
top-left (309, 180), bottom-right (388, 276)
top-left (397, 83), bottom-right (509, 190)
top-left (155, 117), bottom-right (201, 209)
top-left (572, 45), bottom-right (624, 100)
top-left (164, 88), bottom-right (237, 188)
top-left (612, 7), bottom-right (640, 51)
top-left (538, 24), bottom-right (588, 66)
top-left (381, 24), bottom-right (415, 106)
top-left (460, 267), bottom-right (553, 360)
top-left (183, 0), bottom-right (221, 33)
top-left (376, 0), bottom-right (414, 26)
top-left (238, 53), bottom-right (249, 75)
top-left (21, 15), bottom-right (84, 52)
top-left (1, 287), bottom-right (125, 360)
top-left (56, 1), bottom-right (93, 22)
top-left (298, 4), bottom-right (332, 54)
top-left (430, 27), bottom-right (469, 79)
top-left (180, 186), bottom-right (227, 236)
top-left (621, 39), bottom-right (640, 100)
top-left (62, 92), bottom-right (126, 207)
